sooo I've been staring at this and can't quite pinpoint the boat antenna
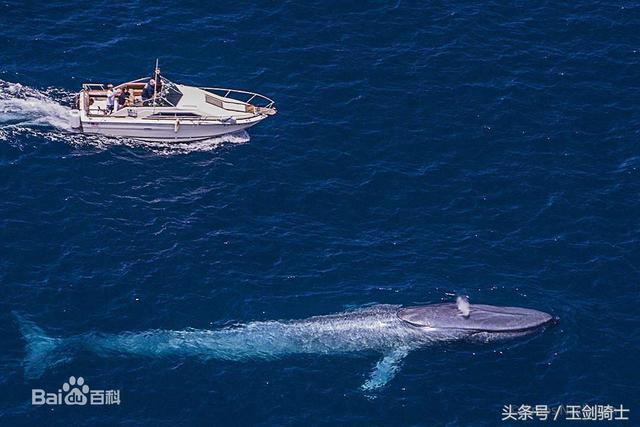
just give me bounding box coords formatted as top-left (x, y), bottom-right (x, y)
top-left (152, 58), bottom-right (159, 109)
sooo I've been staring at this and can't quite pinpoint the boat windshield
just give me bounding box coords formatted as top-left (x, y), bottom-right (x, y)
top-left (153, 77), bottom-right (183, 107)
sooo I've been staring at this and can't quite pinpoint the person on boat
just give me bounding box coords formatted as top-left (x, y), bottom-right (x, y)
top-left (154, 68), bottom-right (163, 92)
top-left (105, 84), bottom-right (115, 114)
top-left (141, 79), bottom-right (155, 105)
top-left (114, 88), bottom-right (127, 110)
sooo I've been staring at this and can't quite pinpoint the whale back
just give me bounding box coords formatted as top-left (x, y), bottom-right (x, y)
top-left (397, 303), bottom-right (553, 332)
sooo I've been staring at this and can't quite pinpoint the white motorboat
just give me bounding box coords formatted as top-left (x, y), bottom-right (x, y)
top-left (70, 66), bottom-right (276, 142)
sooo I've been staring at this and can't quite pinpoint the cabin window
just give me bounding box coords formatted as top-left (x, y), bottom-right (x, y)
top-left (164, 86), bottom-right (183, 106)
top-left (205, 94), bottom-right (223, 108)
top-left (147, 112), bottom-right (202, 119)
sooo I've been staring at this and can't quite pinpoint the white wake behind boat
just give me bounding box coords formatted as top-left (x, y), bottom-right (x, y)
top-left (70, 68), bottom-right (276, 142)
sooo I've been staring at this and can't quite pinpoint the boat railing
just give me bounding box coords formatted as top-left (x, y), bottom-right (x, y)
top-left (82, 83), bottom-right (108, 92)
top-left (199, 87), bottom-right (276, 109)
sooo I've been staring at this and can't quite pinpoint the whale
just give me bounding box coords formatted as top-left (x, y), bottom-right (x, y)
top-left (16, 298), bottom-right (554, 391)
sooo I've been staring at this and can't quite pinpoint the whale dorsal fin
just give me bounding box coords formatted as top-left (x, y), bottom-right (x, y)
top-left (361, 347), bottom-right (410, 392)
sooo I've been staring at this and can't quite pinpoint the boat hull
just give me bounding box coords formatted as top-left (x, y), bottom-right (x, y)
top-left (78, 117), bottom-right (263, 143)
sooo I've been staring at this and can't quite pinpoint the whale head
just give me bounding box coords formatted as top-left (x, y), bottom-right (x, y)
top-left (397, 299), bottom-right (554, 335)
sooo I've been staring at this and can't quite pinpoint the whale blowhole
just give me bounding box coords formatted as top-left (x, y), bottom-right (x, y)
top-left (456, 296), bottom-right (470, 317)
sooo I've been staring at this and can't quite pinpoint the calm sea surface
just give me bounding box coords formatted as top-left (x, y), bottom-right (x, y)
top-left (1, 1), bottom-right (639, 425)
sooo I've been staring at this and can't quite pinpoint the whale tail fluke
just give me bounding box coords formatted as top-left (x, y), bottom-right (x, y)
top-left (14, 312), bottom-right (67, 379)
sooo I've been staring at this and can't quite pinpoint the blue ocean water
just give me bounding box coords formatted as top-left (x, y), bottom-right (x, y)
top-left (1, 0), bottom-right (639, 425)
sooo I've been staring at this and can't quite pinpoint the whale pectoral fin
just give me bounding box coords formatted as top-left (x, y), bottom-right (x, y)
top-left (361, 347), bottom-right (410, 392)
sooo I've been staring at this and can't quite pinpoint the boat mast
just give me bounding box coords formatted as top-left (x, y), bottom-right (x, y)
top-left (152, 58), bottom-right (159, 110)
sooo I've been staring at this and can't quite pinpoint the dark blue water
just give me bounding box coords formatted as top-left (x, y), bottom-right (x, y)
top-left (1, 1), bottom-right (639, 425)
